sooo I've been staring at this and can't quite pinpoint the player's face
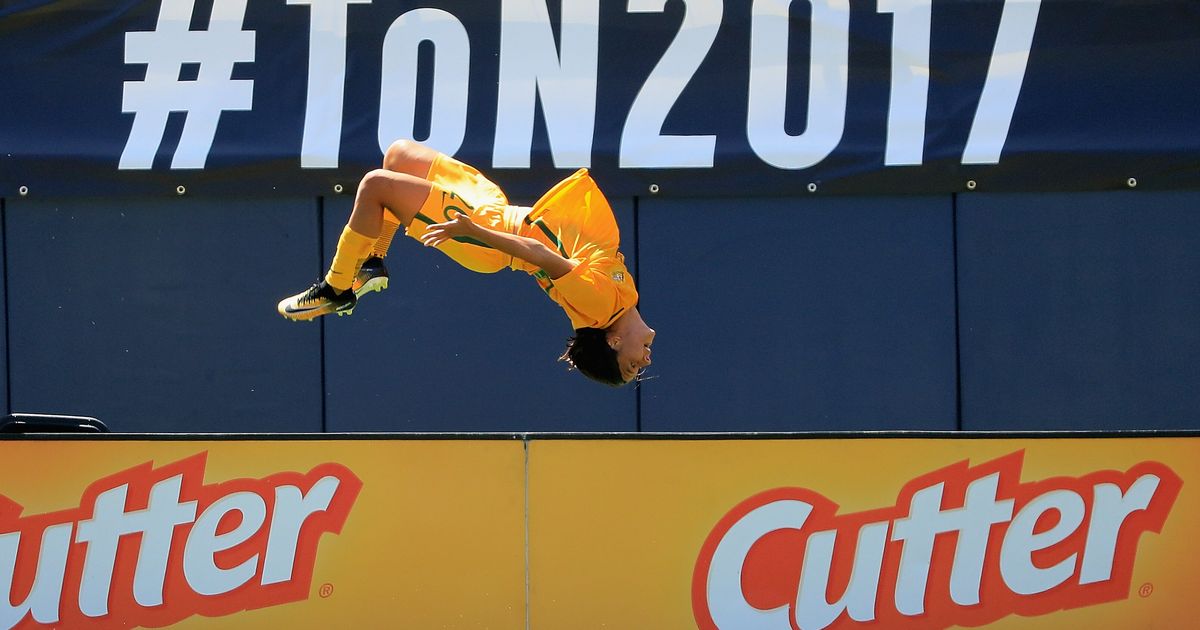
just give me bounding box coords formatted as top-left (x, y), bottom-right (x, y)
top-left (617, 326), bottom-right (655, 383)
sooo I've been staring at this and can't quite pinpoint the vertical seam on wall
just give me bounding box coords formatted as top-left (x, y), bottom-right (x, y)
top-left (633, 195), bottom-right (642, 432)
top-left (1, 197), bottom-right (9, 415)
top-left (952, 193), bottom-right (963, 431)
top-left (524, 437), bottom-right (531, 630)
top-left (317, 196), bottom-right (327, 433)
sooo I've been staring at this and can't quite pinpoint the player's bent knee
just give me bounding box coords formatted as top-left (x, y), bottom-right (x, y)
top-left (383, 139), bottom-right (435, 176)
top-left (357, 169), bottom-right (390, 196)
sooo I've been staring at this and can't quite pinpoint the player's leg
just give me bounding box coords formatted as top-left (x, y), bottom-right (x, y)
top-left (356, 140), bottom-right (442, 296)
top-left (277, 171), bottom-right (431, 321)
top-left (367, 140), bottom-right (440, 258)
top-left (331, 169), bottom-right (430, 292)
top-left (370, 140), bottom-right (438, 251)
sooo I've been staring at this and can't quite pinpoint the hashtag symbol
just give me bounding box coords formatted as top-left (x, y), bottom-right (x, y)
top-left (120, 0), bottom-right (255, 169)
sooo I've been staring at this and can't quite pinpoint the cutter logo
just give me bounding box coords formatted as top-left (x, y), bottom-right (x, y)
top-left (0, 453), bottom-right (362, 629)
top-left (692, 452), bottom-right (1182, 630)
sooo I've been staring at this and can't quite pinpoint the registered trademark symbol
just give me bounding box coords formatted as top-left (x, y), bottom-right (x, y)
top-left (319, 583), bottom-right (334, 598)
top-left (1138, 583), bottom-right (1154, 598)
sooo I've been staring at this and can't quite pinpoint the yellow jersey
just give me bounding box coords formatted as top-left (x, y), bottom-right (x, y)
top-left (511, 169), bottom-right (639, 330)
top-left (405, 156), bottom-right (639, 330)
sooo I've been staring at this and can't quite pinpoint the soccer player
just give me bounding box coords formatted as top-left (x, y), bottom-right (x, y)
top-left (277, 140), bottom-right (655, 386)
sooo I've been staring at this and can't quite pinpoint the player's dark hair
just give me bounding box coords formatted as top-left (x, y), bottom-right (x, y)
top-left (560, 327), bottom-right (625, 387)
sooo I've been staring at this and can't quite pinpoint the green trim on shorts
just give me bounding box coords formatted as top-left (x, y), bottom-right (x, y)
top-left (414, 212), bottom-right (494, 249)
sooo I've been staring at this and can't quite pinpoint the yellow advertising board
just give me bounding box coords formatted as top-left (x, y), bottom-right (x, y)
top-left (0, 439), bottom-right (526, 629)
top-left (1, 435), bottom-right (1197, 629)
top-left (529, 437), bottom-right (1198, 629)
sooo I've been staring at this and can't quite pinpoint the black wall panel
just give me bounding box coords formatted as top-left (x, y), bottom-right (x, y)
top-left (0, 199), bottom-right (7, 416)
top-left (1, 189), bottom-right (1194, 433)
top-left (7, 197), bottom-right (323, 432)
top-left (320, 194), bottom-right (639, 432)
top-left (637, 196), bottom-right (958, 431)
top-left (957, 191), bottom-right (1200, 430)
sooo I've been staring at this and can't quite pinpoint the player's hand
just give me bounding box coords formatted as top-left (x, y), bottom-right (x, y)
top-left (420, 209), bottom-right (477, 248)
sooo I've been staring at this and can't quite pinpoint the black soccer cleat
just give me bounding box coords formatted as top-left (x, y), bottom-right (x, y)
top-left (352, 256), bottom-right (390, 298)
top-left (277, 280), bottom-right (357, 321)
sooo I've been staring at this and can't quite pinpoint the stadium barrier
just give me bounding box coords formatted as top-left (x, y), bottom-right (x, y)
top-left (0, 432), bottom-right (1196, 629)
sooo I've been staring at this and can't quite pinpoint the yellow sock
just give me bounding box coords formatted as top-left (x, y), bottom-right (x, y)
top-left (372, 217), bottom-right (401, 258)
top-left (325, 226), bottom-right (375, 292)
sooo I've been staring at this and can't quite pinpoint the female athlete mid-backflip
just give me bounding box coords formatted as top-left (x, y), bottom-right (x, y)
top-left (277, 140), bottom-right (655, 386)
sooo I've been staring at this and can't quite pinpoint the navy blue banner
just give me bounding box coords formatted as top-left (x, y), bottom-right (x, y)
top-left (2, 0), bottom-right (1198, 199)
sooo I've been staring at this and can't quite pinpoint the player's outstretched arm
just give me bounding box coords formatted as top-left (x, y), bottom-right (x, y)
top-left (420, 210), bottom-right (577, 279)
